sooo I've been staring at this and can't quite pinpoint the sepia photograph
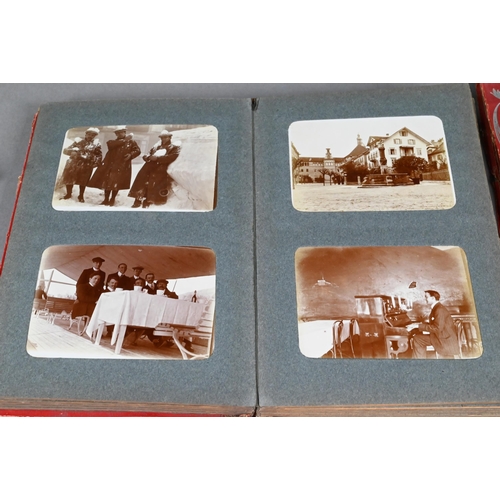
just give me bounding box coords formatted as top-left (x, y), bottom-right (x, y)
top-left (28, 245), bottom-right (216, 360)
top-left (52, 124), bottom-right (217, 212)
top-left (289, 116), bottom-right (455, 212)
top-left (295, 246), bottom-right (481, 359)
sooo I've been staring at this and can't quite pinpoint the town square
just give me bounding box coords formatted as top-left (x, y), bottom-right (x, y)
top-left (290, 115), bottom-right (455, 212)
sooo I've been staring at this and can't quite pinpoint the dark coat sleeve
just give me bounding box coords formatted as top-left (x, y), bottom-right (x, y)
top-left (129, 140), bottom-right (141, 160)
top-left (63, 140), bottom-right (81, 157)
top-left (106, 139), bottom-right (124, 150)
top-left (124, 276), bottom-right (135, 291)
top-left (76, 283), bottom-right (102, 303)
top-left (72, 283), bottom-right (101, 319)
top-left (90, 143), bottom-right (103, 167)
top-left (77, 269), bottom-right (91, 286)
top-left (422, 304), bottom-right (455, 339)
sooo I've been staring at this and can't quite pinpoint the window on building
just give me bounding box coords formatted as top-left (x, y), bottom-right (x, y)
top-left (391, 157), bottom-right (396, 164)
top-left (408, 139), bottom-right (415, 145)
top-left (394, 139), bottom-right (401, 144)
top-left (416, 148), bottom-right (422, 155)
top-left (400, 130), bottom-right (408, 136)
top-left (389, 148), bottom-right (396, 155)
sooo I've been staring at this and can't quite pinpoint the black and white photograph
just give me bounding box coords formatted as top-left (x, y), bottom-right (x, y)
top-left (52, 124), bottom-right (218, 212)
top-left (295, 246), bottom-right (481, 359)
top-left (28, 245), bottom-right (216, 359)
top-left (289, 116), bottom-right (455, 212)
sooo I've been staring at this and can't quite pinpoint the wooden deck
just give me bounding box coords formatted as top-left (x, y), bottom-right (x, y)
top-left (27, 315), bottom-right (208, 360)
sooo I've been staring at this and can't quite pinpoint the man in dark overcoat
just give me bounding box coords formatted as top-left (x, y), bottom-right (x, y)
top-left (71, 272), bottom-right (102, 319)
top-left (128, 130), bottom-right (181, 208)
top-left (76, 257), bottom-right (106, 290)
top-left (60, 127), bottom-right (102, 202)
top-left (88, 126), bottom-right (141, 206)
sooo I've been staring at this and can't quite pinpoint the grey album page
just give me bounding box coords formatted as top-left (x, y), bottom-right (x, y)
top-left (0, 97), bottom-right (256, 410)
top-left (254, 84), bottom-right (500, 409)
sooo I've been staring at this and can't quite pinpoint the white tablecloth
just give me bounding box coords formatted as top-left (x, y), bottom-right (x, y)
top-left (85, 291), bottom-right (205, 353)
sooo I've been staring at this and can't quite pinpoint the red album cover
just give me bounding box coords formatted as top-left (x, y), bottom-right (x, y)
top-left (476, 84), bottom-right (500, 233)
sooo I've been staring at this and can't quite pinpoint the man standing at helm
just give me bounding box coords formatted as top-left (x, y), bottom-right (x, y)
top-left (60, 127), bottom-right (102, 203)
top-left (88, 125), bottom-right (141, 206)
top-left (128, 129), bottom-right (182, 208)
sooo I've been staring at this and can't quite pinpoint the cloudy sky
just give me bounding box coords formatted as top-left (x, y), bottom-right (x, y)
top-left (289, 115), bottom-right (446, 158)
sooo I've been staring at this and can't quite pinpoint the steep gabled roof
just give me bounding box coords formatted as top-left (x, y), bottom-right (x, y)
top-left (368, 127), bottom-right (431, 147)
top-left (393, 127), bottom-right (431, 145)
top-left (346, 143), bottom-right (369, 158)
top-left (367, 135), bottom-right (388, 147)
top-left (428, 141), bottom-right (446, 155)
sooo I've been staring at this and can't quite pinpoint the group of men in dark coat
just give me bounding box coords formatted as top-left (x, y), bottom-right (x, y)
top-left (71, 257), bottom-right (179, 320)
top-left (59, 126), bottom-right (181, 207)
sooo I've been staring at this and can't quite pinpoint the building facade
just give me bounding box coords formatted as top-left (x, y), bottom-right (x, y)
top-left (295, 127), bottom-right (436, 181)
top-left (366, 127), bottom-right (431, 173)
top-left (427, 138), bottom-right (448, 169)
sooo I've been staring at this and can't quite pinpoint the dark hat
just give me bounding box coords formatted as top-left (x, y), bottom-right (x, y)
top-left (92, 257), bottom-right (105, 263)
top-left (132, 265), bottom-right (144, 271)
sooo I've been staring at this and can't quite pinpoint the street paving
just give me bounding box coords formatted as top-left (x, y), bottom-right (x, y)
top-left (292, 181), bottom-right (455, 212)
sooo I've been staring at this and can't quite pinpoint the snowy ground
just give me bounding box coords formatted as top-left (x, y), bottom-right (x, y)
top-left (53, 163), bottom-right (201, 212)
top-left (292, 181), bottom-right (455, 212)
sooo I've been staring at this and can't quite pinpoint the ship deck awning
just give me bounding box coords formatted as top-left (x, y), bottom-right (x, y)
top-left (39, 245), bottom-right (216, 282)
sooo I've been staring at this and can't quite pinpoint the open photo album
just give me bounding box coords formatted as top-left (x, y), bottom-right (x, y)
top-left (1, 84), bottom-right (500, 416)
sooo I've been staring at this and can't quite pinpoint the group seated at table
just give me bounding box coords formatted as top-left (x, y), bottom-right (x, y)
top-left (90, 278), bottom-right (191, 349)
top-left (36, 255), bottom-right (205, 355)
